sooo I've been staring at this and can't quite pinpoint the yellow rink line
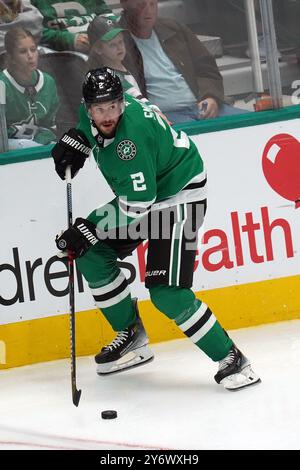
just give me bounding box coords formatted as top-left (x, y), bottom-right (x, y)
top-left (0, 275), bottom-right (300, 369)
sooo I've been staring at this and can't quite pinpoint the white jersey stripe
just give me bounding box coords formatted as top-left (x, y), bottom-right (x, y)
top-left (189, 315), bottom-right (217, 343)
top-left (152, 171), bottom-right (207, 212)
top-left (178, 302), bottom-right (208, 332)
top-left (176, 203), bottom-right (187, 286)
top-left (118, 203), bottom-right (151, 219)
top-left (168, 205), bottom-right (181, 285)
top-left (94, 285), bottom-right (130, 308)
top-left (118, 197), bottom-right (156, 208)
top-left (90, 272), bottom-right (126, 297)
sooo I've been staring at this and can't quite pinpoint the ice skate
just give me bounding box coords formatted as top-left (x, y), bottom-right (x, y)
top-left (214, 345), bottom-right (261, 391)
top-left (95, 299), bottom-right (154, 375)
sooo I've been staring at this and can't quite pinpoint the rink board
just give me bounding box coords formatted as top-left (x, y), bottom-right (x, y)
top-left (1, 107), bottom-right (300, 368)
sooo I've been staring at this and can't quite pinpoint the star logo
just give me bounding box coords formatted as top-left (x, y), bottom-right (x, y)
top-left (10, 115), bottom-right (38, 139)
top-left (117, 140), bottom-right (137, 161)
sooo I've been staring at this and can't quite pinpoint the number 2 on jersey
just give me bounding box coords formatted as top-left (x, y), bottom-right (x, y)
top-left (130, 172), bottom-right (147, 191)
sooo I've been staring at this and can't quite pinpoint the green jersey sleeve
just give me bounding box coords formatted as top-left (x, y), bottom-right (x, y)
top-left (31, 0), bottom-right (114, 50)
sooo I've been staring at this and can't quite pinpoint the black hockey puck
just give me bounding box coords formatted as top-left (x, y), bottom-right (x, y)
top-left (101, 410), bottom-right (117, 420)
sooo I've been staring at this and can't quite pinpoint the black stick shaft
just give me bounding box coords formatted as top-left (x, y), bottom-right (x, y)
top-left (66, 166), bottom-right (81, 407)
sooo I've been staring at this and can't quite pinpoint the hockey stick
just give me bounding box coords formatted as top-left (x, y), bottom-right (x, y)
top-left (65, 166), bottom-right (82, 407)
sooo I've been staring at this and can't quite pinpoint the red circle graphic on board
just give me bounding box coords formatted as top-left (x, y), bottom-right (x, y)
top-left (262, 133), bottom-right (300, 207)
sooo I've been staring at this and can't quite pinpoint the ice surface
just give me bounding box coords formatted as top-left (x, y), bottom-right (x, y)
top-left (1, 320), bottom-right (300, 450)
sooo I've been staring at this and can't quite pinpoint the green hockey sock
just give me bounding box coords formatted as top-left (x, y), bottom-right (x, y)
top-left (149, 285), bottom-right (233, 361)
top-left (176, 300), bottom-right (233, 361)
top-left (96, 293), bottom-right (136, 332)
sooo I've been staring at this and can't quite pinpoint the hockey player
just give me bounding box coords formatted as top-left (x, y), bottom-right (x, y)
top-left (52, 67), bottom-right (261, 391)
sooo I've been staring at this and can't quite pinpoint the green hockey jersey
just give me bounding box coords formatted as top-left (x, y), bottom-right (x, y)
top-left (31, 0), bottom-right (115, 51)
top-left (0, 69), bottom-right (59, 145)
top-left (77, 96), bottom-right (206, 230)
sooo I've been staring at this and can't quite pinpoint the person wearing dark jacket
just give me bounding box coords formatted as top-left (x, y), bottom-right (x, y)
top-left (119, 0), bottom-right (245, 124)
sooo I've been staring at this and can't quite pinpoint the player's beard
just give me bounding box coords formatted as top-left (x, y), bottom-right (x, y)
top-left (97, 115), bottom-right (122, 139)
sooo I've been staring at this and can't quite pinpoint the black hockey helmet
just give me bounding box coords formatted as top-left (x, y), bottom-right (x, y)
top-left (82, 67), bottom-right (123, 105)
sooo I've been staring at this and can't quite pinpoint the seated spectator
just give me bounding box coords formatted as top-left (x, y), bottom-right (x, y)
top-left (0, 26), bottom-right (59, 149)
top-left (0, 1), bottom-right (43, 59)
top-left (86, 16), bottom-right (161, 113)
top-left (119, 0), bottom-right (247, 124)
top-left (31, 0), bottom-right (116, 53)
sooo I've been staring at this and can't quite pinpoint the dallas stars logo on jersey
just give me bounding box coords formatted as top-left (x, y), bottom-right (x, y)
top-left (0, 68), bottom-right (59, 144)
top-left (117, 140), bottom-right (137, 161)
top-left (9, 115), bottom-right (38, 139)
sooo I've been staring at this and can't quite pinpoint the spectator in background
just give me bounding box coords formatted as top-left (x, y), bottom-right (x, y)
top-left (0, 26), bottom-right (59, 149)
top-left (0, 1), bottom-right (43, 58)
top-left (87, 16), bottom-right (162, 114)
top-left (31, 0), bottom-right (115, 53)
top-left (119, 0), bottom-right (246, 124)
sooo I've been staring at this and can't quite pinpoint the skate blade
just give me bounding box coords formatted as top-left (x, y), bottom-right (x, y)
top-left (221, 365), bottom-right (261, 391)
top-left (96, 346), bottom-right (154, 376)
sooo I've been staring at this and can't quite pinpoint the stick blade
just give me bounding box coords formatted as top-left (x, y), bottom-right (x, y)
top-left (72, 388), bottom-right (82, 407)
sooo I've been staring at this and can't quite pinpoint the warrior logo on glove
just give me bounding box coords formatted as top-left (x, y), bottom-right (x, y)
top-left (51, 128), bottom-right (92, 180)
top-left (60, 134), bottom-right (91, 156)
top-left (57, 239), bottom-right (67, 250)
top-left (56, 218), bottom-right (99, 258)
